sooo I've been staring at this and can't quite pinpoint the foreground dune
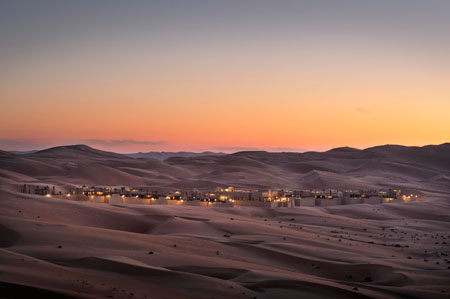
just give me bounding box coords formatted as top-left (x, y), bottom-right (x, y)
top-left (1, 190), bottom-right (449, 298)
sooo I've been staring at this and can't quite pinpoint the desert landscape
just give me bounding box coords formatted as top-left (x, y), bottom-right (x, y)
top-left (1, 144), bottom-right (450, 298)
top-left (2, 1), bottom-right (450, 298)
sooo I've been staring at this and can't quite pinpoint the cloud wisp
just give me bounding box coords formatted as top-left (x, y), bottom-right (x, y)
top-left (356, 107), bottom-right (370, 114)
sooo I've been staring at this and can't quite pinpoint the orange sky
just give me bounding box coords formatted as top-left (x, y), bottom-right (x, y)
top-left (1, 1), bottom-right (449, 152)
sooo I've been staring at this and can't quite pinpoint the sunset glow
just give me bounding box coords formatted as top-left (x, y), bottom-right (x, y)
top-left (1, 1), bottom-right (449, 152)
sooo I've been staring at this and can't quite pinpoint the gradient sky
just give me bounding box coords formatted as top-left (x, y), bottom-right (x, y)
top-left (1, 0), bottom-right (449, 153)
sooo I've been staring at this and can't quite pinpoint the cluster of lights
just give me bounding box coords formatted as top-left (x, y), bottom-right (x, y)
top-left (402, 194), bottom-right (418, 201)
top-left (43, 187), bottom-right (413, 208)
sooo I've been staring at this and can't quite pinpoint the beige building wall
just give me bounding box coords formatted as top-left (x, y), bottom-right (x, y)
top-left (315, 198), bottom-right (342, 206)
top-left (294, 197), bottom-right (316, 207)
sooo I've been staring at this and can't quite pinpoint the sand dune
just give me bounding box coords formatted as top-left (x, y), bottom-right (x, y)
top-left (1, 192), bottom-right (449, 298)
top-left (1, 143), bottom-right (449, 298)
top-left (2, 143), bottom-right (449, 190)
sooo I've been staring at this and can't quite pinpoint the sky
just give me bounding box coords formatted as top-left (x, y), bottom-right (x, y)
top-left (1, 0), bottom-right (449, 153)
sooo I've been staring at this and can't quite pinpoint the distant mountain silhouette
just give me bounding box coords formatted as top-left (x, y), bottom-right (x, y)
top-left (125, 151), bottom-right (225, 160)
top-left (30, 144), bottom-right (127, 159)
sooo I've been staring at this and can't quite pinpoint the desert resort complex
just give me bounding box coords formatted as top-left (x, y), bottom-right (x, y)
top-left (21, 184), bottom-right (420, 208)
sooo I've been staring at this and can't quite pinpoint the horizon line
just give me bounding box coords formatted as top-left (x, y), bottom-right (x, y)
top-left (4, 142), bottom-right (449, 155)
